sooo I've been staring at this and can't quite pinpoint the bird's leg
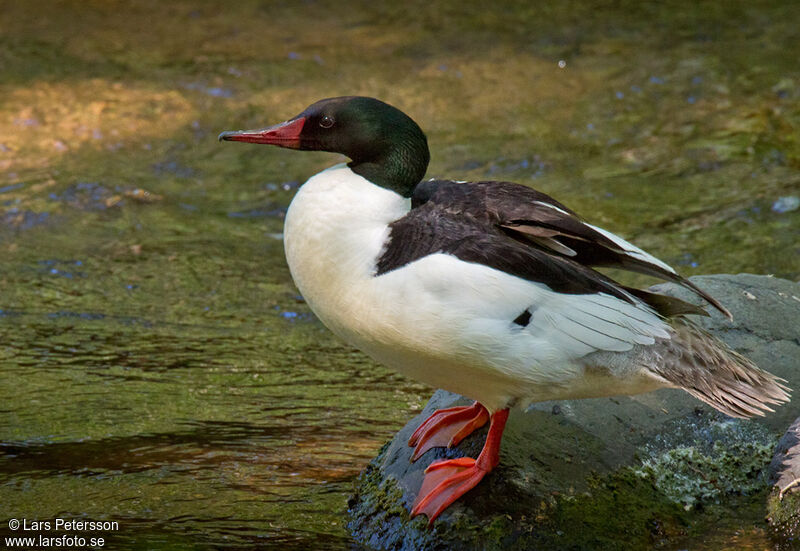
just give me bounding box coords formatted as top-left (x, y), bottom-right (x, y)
top-left (410, 408), bottom-right (509, 524)
top-left (408, 401), bottom-right (489, 461)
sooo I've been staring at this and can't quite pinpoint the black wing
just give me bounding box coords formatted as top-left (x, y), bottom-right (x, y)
top-left (376, 179), bottom-right (729, 319)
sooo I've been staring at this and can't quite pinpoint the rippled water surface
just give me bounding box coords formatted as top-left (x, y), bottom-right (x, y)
top-left (1, 1), bottom-right (798, 549)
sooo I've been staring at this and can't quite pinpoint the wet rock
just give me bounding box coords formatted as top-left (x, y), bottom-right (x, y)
top-left (772, 196), bottom-right (800, 214)
top-left (767, 417), bottom-right (800, 546)
top-left (348, 274), bottom-right (800, 550)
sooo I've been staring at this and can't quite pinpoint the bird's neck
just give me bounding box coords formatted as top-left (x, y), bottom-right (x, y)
top-left (348, 133), bottom-right (429, 198)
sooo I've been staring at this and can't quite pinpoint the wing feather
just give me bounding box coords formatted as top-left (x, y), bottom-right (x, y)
top-left (527, 290), bottom-right (670, 359)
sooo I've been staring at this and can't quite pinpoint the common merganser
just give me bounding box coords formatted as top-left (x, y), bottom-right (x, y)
top-left (219, 96), bottom-right (790, 524)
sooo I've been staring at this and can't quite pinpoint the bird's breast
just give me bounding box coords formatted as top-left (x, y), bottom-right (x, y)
top-left (283, 164), bottom-right (410, 339)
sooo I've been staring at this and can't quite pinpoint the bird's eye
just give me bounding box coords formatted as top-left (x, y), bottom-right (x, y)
top-left (319, 115), bottom-right (334, 128)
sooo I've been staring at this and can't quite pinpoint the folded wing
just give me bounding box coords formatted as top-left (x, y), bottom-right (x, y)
top-left (392, 179), bottom-right (730, 319)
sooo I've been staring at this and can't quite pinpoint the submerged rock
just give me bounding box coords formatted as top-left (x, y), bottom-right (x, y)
top-left (348, 274), bottom-right (800, 550)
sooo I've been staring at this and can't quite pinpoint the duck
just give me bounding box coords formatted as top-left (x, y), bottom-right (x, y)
top-left (219, 96), bottom-right (790, 524)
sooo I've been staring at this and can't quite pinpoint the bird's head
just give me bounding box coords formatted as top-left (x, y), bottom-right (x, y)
top-left (219, 96), bottom-right (430, 197)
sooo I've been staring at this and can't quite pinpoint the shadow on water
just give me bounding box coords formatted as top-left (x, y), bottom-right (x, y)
top-left (1, 1), bottom-right (798, 549)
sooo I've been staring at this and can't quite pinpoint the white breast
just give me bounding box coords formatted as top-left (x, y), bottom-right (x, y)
top-left (283, 163), bottom-right (410, 336)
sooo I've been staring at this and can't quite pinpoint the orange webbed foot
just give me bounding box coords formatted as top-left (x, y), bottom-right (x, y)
top-left (408, 401), bottom-right (489, 461)
top-left (410, 457), bottom-right (487, 523)
top-left (410, 408), bottom-right (509, 525)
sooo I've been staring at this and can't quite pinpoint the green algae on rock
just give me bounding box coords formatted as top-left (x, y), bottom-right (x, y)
top-left (633, 417), bottom-right (776, 510)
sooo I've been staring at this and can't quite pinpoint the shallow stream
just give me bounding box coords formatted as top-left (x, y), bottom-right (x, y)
top-left (1, 2), bottom-right (798, 549)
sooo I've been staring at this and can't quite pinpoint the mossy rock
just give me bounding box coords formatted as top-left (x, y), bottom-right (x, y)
top-left (767, 416), bottom-right (800, 548)
top-left (348, 275), bottom-right (800, 550)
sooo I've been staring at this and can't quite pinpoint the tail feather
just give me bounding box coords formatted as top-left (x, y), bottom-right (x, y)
top-left (647, 319), bottom-right (790, 419)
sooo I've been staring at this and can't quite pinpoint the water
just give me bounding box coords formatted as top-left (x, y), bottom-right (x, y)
top-left (1, 1), bottom-right (798, 549)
